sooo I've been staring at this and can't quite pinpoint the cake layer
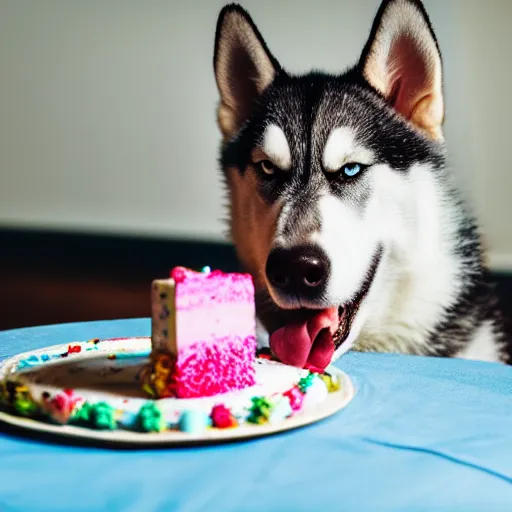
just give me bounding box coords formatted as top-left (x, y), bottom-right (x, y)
top-left (151, 269), bottom-right (256, 356)
top-left (175, 303), bottom-right (255, 348)
top-left (148, 266), bottom-right (257, 399)
top-left (151, 279), bottom-right (177, 355)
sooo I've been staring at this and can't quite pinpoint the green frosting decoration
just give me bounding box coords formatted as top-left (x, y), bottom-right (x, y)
top-left (71, 401), bottom-right (93, 424)
top-left (136, 402), bottom-right (165, 432)
top-left (13, 394), bottom-right (38, 416)
top-left (298, 373), bottom-right (316, 393)
top-left (1, 380), bottom-right (38, 416)
top-left (247, 396), bottom-right (272, 424)
top-left (71, 401), bottom-right (117, 430)
top-left (91, 402), bottom-right (117, 430)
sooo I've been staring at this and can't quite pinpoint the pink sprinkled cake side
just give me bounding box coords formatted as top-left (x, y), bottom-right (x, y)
top-left (165, 335), bottom-right (256, 399)
top-left (143, 267), bottom-right (257, 399)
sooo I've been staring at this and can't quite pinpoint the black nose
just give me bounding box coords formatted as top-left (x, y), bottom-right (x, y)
top-left (265, 245), bottom-right (330, 300)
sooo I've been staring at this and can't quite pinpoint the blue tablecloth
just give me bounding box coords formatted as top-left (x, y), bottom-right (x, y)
top-left (1, 319), bottom-right (512, 512)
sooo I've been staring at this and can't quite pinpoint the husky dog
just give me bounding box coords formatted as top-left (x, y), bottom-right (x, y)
top-left (213, 0), bottom-right (511, 368)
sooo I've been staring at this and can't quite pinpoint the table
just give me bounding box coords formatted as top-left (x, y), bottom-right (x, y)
top-left (1, 319), bottom-right (512, 512)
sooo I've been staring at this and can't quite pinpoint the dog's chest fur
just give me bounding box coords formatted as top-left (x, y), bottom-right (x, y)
top-left (352, 168), bottom-right (509, 362)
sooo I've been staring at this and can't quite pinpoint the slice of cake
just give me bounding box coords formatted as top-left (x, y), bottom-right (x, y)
top-left (142, 266), bottom-right (257, 399)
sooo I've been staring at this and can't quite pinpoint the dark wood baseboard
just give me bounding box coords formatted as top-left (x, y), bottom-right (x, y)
top-left (0, 227), bottom-right (240, 331)
top-left (0, 227), bottom-right (511, 332)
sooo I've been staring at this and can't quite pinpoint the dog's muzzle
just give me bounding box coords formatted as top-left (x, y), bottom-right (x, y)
top-left (267, 244), bottom-right (383, 371)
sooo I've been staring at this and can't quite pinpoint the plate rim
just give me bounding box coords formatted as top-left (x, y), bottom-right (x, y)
top-left (0, 337), bottom-right (355, 446)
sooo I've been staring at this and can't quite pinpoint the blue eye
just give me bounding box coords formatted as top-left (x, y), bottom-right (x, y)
top-left (342, 163), bottom-right (362, 178)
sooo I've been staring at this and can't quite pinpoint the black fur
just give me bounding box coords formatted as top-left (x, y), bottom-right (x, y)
top-left (220, 71), bottom-right (445, 204)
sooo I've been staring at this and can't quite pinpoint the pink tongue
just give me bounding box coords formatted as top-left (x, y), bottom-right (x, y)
top-left (269, 307), bottom-right (338, 370)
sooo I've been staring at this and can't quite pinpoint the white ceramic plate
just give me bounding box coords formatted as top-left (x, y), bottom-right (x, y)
top-left (0, 337), bottom-right (355, 446)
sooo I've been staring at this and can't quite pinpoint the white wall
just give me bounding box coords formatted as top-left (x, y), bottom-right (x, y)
top-left (0, 1), bottom-right (511, 267)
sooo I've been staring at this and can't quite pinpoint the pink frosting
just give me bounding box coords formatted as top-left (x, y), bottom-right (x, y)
top-left (168, 335), bottom-right (257, 399)
top-left (171, 267), bottom-right (255, 309)
top-left (148, 267), bottom-right (257, 399)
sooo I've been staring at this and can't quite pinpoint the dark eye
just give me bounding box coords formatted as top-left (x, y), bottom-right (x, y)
top-left (341, 163), bottom-right (362, 178)
top-left (258, 160), bottom-right (275, 175)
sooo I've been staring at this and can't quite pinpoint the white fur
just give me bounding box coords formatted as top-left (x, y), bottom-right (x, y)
top-left (311, 193), bottom-right (380, 306)
top-left (456, 321), bottom-right (502, 363)
top-left (356, 164), bottom-right (466, 354)
top-left (311, 162), bottom-right (470, 356)
top-left (322, 127), bottom-right (374, 172)
top-left (262, 124), bottom-right (292, 171)
top-left (273, 201), bottom-right (292, 248)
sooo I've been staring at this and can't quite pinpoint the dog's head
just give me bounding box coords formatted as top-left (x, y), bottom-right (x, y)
top-left (213, 0), bottom-right (446, 368)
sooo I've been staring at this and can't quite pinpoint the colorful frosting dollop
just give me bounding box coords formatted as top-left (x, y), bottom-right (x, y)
top-left (136, 403), bottom-right (165, 433)
top-left (42, 389), bottom-right (84, 424)
top-left (71, 401), bottom-right (117, 430)
top-left (210, 404), bottom-right (237, 428)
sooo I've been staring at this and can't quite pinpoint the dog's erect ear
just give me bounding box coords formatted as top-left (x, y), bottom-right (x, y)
top-left (358, 0), bottom-right (444, 140)
top-left (214, 4), bottom-right (280, 139)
